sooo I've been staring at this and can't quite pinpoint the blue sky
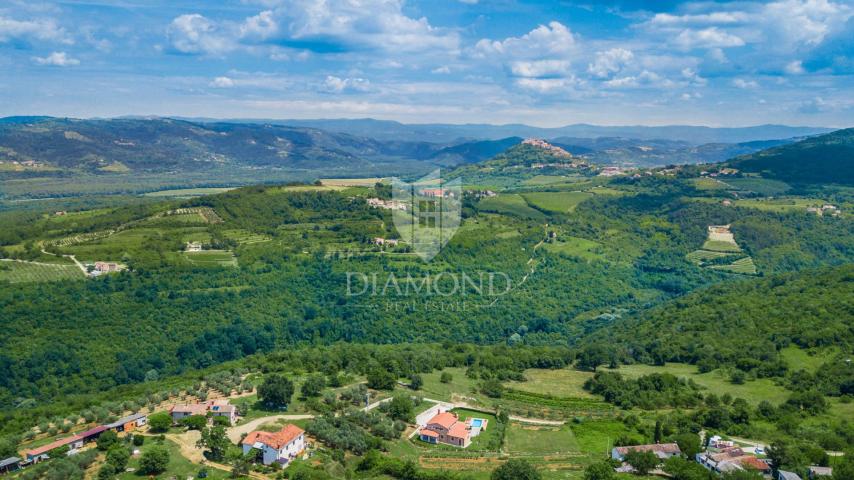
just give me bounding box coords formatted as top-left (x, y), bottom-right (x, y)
top-left (1, 0), bottom-right (852, 126)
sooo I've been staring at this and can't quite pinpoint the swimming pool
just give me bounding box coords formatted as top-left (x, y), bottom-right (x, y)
top-left (470, 419), bottom-right (483, 428)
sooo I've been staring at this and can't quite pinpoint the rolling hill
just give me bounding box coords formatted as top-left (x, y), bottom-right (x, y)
top-left (0, 117), bottom-right (442, 173)
top-left (726, 128), bottom-right (854, 185)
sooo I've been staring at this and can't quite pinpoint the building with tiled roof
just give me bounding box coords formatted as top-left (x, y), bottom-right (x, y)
top-left (612, 443), bottom-right (681, 461)
top-left (241, 424), bottom-right (305, 466)
top-left (23, 435), bottom-right (83, 463)
top-left (418, 411), bottom-right (479, 448)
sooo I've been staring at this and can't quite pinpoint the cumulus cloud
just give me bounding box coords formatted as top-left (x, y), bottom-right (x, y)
top-left (785, 60), bottom-right (805, 74)
top-left (32, 51), bottom-right (78, 66)
top-left (674, 27), bottom-right (745, 49)
top-left (323, 75), bottom-right (371, 93)
top-left (432, 66), bottom-right (451, 74)
top-left (474, 21), bottom-right (575, 59)
top-left (510, 60), bottom-right (571, 78)
top-left (515, 77), bottom-right (577, 93)
top-left (588, 48), bottom-right (633, 78)
top-left (0, 15), bottom-right (69, 44)
top-left (210, 76), bottom-right (235, 88)
top-left (733, 78), bottom-right (759, 89)
top-left (167, 13), bottom-right (235, 55)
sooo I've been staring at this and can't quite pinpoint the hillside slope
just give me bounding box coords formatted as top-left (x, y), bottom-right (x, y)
top-left (727, 128), bottom-right (854, 184)
top-left (0, 117), bottom-right (441, 173)
top-left (590, 265), bottom-right (854, 372)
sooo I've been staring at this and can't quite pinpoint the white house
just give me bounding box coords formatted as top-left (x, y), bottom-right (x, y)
top-left (206, 401), bottom-right (238, 425)
top-left (241, 424), bottom-right (305, 466)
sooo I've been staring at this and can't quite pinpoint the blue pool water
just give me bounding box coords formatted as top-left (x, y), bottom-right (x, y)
top-left (471, 419), bottom-right (483, 427)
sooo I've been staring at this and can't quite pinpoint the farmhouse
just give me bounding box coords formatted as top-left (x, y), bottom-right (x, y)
top-left (94, 262), bottom-right (120, 273)
top-left (241, 424), bottom-right (305, 466)
top-left (0, 457), bottom-right (20, 474)
top-left (366, 198), bottom-right (407, 211)
top-left (695, 447), bottom-right (771, 475)
top-left (206, 401), bottom-right (238, 425)
top-left (417, 411), bottom-right (485, 448)
top-left (419, 188), bottom-right (455, 198)
top-left (779, 471), bottom-right (803, 480)
top-left (612, 443), bottom-right (681, 461)
top-left (169, 404), bottom-right (208, 423)
top-left (105, 413), bottom-right (147, 433)
top-left (78, 425), bottom-right (107, 443)
top-left (186, 241), bottom-right (203, 252)
top-left (23, 435), bottom-right (84, 463)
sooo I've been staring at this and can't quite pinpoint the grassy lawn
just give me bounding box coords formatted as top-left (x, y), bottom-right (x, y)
top-left (183, 250), bottom-right (237, 267)
top-left (732, 197), bottom-right (825, 212)
top-left (522, 192), bottom-right (593, 213)
top-left (419, 368), bottom-right (483, 403)
top-left (117, 438), bottom-right (228, 480)
top-left (0, 260), bottom-right (83, 283)
top-left (505, 423), bottom-right (580, 456)
top-left (506, 369), bottom-right (596, 398)
top-left (692, 177), bottom-right (730, 190)
top-left (478, 194), bottom-right (546, 220)
top-left (780, 346), bottom-right (839, 373)
top-left (613, 363), bottom-right (789, 405)
top-left (722, 178), bottom-right (791, 195)
top-left (543, 236), bottom-right (602, 261)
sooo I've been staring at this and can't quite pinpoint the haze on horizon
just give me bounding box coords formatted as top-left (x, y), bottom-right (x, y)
top-left (2, 0), bottom-right (853, 128)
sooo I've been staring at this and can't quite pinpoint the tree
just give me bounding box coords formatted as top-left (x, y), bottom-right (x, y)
top-left (577, 344), bottom-right (610, 372)
top-left (492, 459), bottom-right (542, 480)
top-left (480, 379), bottom-right (504, 398)
top-left (440, 372), bottom-right (453, 384)
top-left (408, 374), bottom-right (423, 390)
top-left (181, 415), bottom-right (208, 431)
top-left (106, 445), bottom-right (130, 471)
top-left (96, 430), bottom-right (119, 451)
top-left (148, 412), bottom-right (172, 433)
top-left (301, 374), bottom-right (326, 398)
top-left (672, 433), bottom-right (702, 459)
top-left (624, 450), bottom-right (659, 476)
top-left (196, 425), bottom-right (230, 461)
top-left (258, 374), bottom-right (295, 409)
top-left (387, 395), bottom-right (414, 422)
top-left (139, 445), bottom-right (170, 475)
top-left (583, 461), bottom-right (615, 480)
top-left (664, 457), bottom-right (709, 480)
top-left (97, 463), bottom-right (116, 480)
top-left (366, 368), bottom-right (396, 390)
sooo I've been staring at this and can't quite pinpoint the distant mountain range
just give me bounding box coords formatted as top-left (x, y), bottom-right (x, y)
top-left (177, 116), bottom-right (833, 144)
top-left (0, 116), bottom-right (844, 176)
top-left (727, 128), bottom-right (854, 185)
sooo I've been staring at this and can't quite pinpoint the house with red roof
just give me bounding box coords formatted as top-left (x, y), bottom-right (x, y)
top-left (241, 424), bottom-right (305, 466)
top-left (418, 411), bottom-right (474, 448)
top-left (23, 435), bottom-right (84, 463)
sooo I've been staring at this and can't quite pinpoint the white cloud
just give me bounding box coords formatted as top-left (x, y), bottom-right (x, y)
top-left (32, 51), bottom-right (78, 66)
top-left (674, 27), bottom-right (745, 49)
top-left (588, 48), bottom-right (633, 78)
top-left (474, 21), bottom-right (576, 59)
top-left (167, 13), bottom-right (235, 55)
top-left (323, 75), bottom-right (371, 93)
top-left (732, 78), bottom-right (759, 89)
top-left (432, 66), bottom-right (451, 74)
top-left (763, 0), bottom-right (852, 47)
top-left (603, 70), bottom-right (675, 89)
top-left (210, 76), bottom-right (235, 88)
top-left (514, 77), bottom-right (576, 93)
top-left (649, 12), bottom-right (750, 26)
top-left (785, 60), bottom-right (805, 74)
top-left (510, 60), bottom-right (571, 78)
top-left (239, 10), bottom-right (278, 41)
top-left (681, 67), bottom-right (707, 86)
top-left (0, 15), bottom-right (69, 44)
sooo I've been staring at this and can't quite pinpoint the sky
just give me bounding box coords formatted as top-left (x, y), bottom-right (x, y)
top-left (1, 0), bottom-right (853, 127)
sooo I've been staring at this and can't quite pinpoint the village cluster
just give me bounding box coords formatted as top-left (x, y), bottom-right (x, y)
top-left (0, 398), bottom-right (307, 475)
top-left (611, 436), bottom-right (834, 480)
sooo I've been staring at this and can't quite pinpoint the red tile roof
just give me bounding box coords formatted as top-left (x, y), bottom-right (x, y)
top-left (419, 429), bottom-right (439, 438)
top-left (427, 412), bottom-right (458, 430)
top-left (79, 426), bottom-right (107, 438)
top-left (736, 456), bottom-right (770, 471)
top-left (170, 404), bottom-right (208, 415)
top-left (242, 425), bottom-right (304, 450)
top-left (447, 423), bottom-right (469, 439)
top-left (24, 435), bottom-right (82, 457)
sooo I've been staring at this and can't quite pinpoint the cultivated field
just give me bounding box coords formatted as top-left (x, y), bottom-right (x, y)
top-left (522, 192), bottom-right (592, 213)
top-left (320, 177), bottom-right (385, 187)
top-left (478, 194), bottom-right (545, 220)
top-left (543, 236), bottom-right (602, 261)
top-left (143, 187), bottom-right (236, 197)
top-left (0, 260), bottom-right (83, 283)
